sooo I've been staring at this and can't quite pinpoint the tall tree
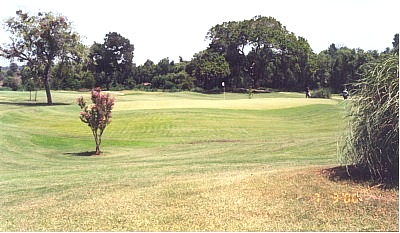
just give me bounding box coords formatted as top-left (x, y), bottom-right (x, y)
top-left (207, 20), bottom-right (248, 88)
top-left (89, 32), bottom-right (134, 89)
top-left (206, 16), bottom-right (313, 91)
top-left (156, 57), bottom-right (174, 75)
top-left (52, 42), bottom-right (92, 90)
top-left (0, 10), bottom-right (81, 105)
top-left (9, 62), bottom-right (19, 75)
top-left (135, 59), bottom-right (156, 84)
top-left (189, 50), bottom-right (230, 90)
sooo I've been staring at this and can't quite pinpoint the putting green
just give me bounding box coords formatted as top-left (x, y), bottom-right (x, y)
top-left (114, 97), bottom-right (337, 111)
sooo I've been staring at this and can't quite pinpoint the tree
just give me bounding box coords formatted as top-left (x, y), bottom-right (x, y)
top-left (176, 71), bottom-right (195, 91)
top-left (9, 62), bottom-right (19, 75)
top-left (206, 16), bottom-right (313, 91)
top-left (0, 10), bottom-right (81, 104)
top-left (20, 65), bottom-right (40, 101)
top-left (89, 32), bottom-right (134, 89)
top-left (156, 57), bottom-right (174, 75)
top-left (51, 42), bottom-right (92, 90)
top-left (77, 88), bottom-right (115, 155)
top-left (188, 50), bottom-right (230, 90)
top-left (25, 78), bottom-right (35, 100)
top-left (135, 59), bottom-right (156, 84)
top-left (3, 76), bottom-right (20, 90)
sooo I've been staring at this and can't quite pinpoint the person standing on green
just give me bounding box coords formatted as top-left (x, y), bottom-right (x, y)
top-left (305, 87), bottom-right (311, 98)
top-left (342, 88), bottom-right (349, 99)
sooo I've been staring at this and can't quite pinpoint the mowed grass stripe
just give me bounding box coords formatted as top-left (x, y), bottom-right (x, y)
top-left (114, 97), bottom-right (337, 111)
top-left (0, 91), bottom-right (397, 231)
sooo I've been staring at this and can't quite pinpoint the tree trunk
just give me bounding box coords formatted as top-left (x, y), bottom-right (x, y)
top-left (93, 130), bottom-right (101, 155)
top-left (43, 65), bottom-right (53, 105)
top-left (95, 144), bottom-right (100, 155)
top-left (43, 77), bottom-right (53, 105)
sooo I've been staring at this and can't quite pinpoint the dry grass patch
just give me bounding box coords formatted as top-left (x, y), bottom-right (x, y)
top-left (1, 167), bottom-right (397, 231)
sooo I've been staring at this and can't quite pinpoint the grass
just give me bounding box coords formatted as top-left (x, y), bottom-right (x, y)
top-left (0, 90), bottom-right (398, 231)
top-left (339, 54), bottom-right (399, 184)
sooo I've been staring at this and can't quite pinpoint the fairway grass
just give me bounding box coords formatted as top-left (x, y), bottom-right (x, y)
top-left (0, 90), bottom-right (398, 231)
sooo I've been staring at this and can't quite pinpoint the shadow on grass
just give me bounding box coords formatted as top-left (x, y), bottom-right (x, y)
top-left (322, 165), bottom-right (371, 182)
top-left (64, 151), bottom-right (98, 156)
top-left (322, 165), bottom-right (397, 189)
top-left (0, 101), bottom-right (71, 107)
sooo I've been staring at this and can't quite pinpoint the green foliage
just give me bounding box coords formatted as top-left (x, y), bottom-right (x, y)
top-left (163, 80), bottom-right (175, 90)
top-left (247, 86), bottom-right (254, 99)
top-left (2, 76), bottom-right (21, 91)
top-left (311, 88), bottom-right (332, 99)
top-left (89, 32), bottom-right (134, 89)
top-left (207, 16), bottom-right (314, 90)
top-left (175, 70), bottom-right (194, 91)
top-left (0, 10), bottom-right (81, 104)
top-left (0, 70), bottom-right (6, 81)
top-left (9, 62), bottom-right (19, 75)
top-left (0, 86), bottom-right (12, 91)
top-left (340, 54), bottom-right (399, 185)
top-left (1, 13), bottom-right (396, 95)
top-left (193, 87), bottom-right (204, 93)
top-left (77, 88), bottom-right (115, 155)
top-left (188, 50), bottom-right (230, 90)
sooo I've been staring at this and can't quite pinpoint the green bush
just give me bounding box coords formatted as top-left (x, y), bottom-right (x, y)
top-left (3, 76), bottom-right (21, 91)
top-left (311, 88), bottom-right (332, 99)
top-left (339, 54), bottom-right (399, 185)
top-left (169, 86), bottom-right (180, 92)
top-left (0, 86), bottom-right (13, 91)
top-left (163, 81), bottom-right (175, 90)
top-left (193, 87), bottom-right (204, 93)
top-left (134, 84), bottom-right (152, 91)
top-left (109, 84), bottom-right (125, 91)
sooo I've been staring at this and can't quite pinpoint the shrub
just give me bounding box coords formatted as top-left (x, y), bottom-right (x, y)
top-left (109, 84), bottom-right (125, 91)
top-left (0, 87), bottom-right (12, 91)
top-left (77, 88), bottom-right (115, 155)
top-left (205, 87), bottom-right (222, 94)
top-left (193, 87), bottom-right (204, 93)
top-left (339, 54), bottom-right (399, 185)
top-left (3, 76), bottom-right (21, 91)
top-left (247, 86), bottom-right (254, 99)
top-left (311, 88), bottom-right (332, 99)
top-left (163, 80), bottom-right (175, 90)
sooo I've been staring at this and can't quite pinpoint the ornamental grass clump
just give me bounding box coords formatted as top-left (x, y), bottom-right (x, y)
top-left (339, 54), bottom-right (399, 186)
top-left (77, 87), bottom-right (115, 155)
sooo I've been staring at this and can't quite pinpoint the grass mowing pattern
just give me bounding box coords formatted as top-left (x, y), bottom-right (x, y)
top-left (0, 91), bottom-right (398, 231)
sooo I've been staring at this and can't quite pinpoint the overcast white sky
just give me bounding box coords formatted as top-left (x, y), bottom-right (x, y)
top-left (0, 0), bottom-right (399, 66)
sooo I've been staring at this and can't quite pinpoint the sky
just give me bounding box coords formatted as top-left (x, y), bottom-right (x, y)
top-left (0, 0), bottom-right (399, 66)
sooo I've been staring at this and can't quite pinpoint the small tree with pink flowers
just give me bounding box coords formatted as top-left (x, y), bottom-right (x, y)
top-left (77, 88), bottom-right (115, 155)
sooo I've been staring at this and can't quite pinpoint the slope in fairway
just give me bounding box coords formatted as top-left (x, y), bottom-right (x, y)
top-left (0, 91), bottom-right (397, 231)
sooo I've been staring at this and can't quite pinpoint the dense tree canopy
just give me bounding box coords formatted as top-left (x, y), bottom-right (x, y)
top-left (206, 16), bottom-right (315, 91)
top-left (187, 50), bottom-right (230, 90)
top-left (1, 11), bottom-right (398, 96)
top-left (0, 10), bottom-right (81, 104)
top-left (89, 32), bottom-right (134, 89)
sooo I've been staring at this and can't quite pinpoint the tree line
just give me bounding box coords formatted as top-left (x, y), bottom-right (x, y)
top-left (0, 12), bottom-right (398, 104)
